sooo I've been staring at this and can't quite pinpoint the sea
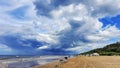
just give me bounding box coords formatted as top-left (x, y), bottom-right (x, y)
top-left (0, 55), bottom-right (71, 68)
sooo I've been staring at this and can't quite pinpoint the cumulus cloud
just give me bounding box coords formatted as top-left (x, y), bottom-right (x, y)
top-left (0, 0), bottom-right (120, 54)
top-left (33, 0), bottom-right (120, 54)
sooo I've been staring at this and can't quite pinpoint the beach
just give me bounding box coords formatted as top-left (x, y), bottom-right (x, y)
top-left (34, 56), bottom-right (120, 68)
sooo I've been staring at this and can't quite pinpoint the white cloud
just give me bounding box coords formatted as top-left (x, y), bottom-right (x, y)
top-left (0, 44), bottom-right (12, 51)
top-left (91, 0), bottom-right (120, 17)
top-left (50, 4), bottom-right (88, 20)
top-left (36, 33), bottom-right (59, 44)
top-left (0, 0), bottom-right (38, 34)
top-left (37, 45), bottom-right (49, 50)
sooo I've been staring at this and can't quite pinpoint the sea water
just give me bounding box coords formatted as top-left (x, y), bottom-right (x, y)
top-left (0, 55), bottom-right (68, 68)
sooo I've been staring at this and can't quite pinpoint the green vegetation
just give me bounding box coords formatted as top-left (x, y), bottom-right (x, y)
top-left (81, 42), bottom-right (120, 56)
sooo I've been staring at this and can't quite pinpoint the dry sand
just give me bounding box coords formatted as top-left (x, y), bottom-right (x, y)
top-left (34, 56), bottom-right (120, 68)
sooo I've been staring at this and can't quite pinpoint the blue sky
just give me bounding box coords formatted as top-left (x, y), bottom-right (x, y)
top-left (0, 0), bottom-right (120, 55)
top-left (99, 15), bottom-right (120, 29)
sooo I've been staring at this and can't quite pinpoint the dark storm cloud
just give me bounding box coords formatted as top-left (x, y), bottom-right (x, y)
top-left (0, 34), bottom-right (47, 55)
top-left (0, 34), bottom-right (74, 55)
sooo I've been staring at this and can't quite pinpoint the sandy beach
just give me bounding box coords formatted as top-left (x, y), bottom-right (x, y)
top-left (34, 56), bottom-right (120, 68)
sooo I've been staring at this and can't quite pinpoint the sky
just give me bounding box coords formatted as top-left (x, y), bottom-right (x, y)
top-left (0, 0), bottom-right (120, 55)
